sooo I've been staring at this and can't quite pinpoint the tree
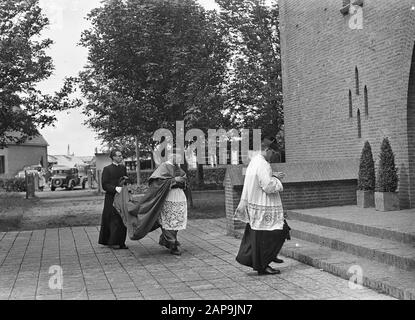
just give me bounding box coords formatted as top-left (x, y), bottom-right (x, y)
top-left (75, 0), bottom-right (231, 185)
top-left (217, 0), bottom-right (284, 149)
top-left (0, 0), bottom-right (78, 148)
top-left (358, 141), bottom-right (375, 191)
top-left (376, 137), bottom-right (399, 192)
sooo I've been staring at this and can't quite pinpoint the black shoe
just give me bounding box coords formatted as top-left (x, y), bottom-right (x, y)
top-left (273, 257), bottom-right (284, 263)
top-left (258, 266), bottom-right (281, 275)
top-left (159, 237), bottom-right (169, 249)
top-left (114, 244), bottom-right (128, 250)
top-left (170, 247), bottom-right (182, 256)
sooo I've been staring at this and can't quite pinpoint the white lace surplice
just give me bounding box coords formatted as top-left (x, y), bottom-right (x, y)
top-left (234, 154), bottom-right (284, 231)
top-left (158, 187), bottom-right (187, 230)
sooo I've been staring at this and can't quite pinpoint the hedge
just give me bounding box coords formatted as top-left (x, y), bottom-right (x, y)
top-left (358, 141), bottom-right (375, 191)
top-left (127, 166), bottom-right (226, 190)
top-left (376, 137), bottom-right (399, 192)
top-left (0, 178), bottom-right (27, 192)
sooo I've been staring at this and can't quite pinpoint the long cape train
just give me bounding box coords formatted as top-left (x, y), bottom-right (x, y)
top-left (112, 162), bottom-right (186, 241)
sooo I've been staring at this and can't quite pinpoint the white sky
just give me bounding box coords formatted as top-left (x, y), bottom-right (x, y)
top-left (37, 0), bottom-right (220, 156)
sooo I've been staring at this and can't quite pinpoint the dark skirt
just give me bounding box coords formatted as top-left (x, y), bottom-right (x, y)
top-left (236, 223), bottom-right (286, 272)
top-left (98, 193), bottom-right (127, 246)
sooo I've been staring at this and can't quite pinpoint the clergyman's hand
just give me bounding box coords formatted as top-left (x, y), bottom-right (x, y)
top-left (273, 172), bottom-right (286, 180)
top-left (235, 200), bottom-right (247, 216)
top-left (175, 176), bottom-right (186, 183)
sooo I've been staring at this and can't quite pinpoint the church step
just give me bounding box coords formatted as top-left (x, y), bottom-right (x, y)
top-left (279, 238), bottom-right (415, 300)
top-left (287, 210), bottom-right (415, 245)
top-left (287, 220), bottom-right (415, 271)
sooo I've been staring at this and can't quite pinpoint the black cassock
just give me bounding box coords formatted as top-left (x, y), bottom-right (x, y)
top-left (98, 163), bottom-right (128, 246)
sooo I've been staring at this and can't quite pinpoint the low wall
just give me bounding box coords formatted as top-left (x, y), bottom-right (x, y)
top-left (224, 159), bottom-right (359, 236)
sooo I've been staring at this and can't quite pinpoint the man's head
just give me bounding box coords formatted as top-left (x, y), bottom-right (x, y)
top-left (261, 136), bottom-right (279, 163)
top-left (110, 149), bottom-right (123, 164)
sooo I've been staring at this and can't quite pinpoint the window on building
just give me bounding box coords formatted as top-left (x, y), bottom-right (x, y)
top-left (349, 90), bottom-right (353, 118)
top-left (355, 67), bottom-right (359, 95)
top-left (0, 156), bottom-right (4, 174)
top-left (357, 109), bottom-right (361, 138)
top-left (364, 85), bottom-right (368, 116)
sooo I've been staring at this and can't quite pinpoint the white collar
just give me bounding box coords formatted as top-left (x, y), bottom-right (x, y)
top-left (112, 162), bottom-right (120, 166)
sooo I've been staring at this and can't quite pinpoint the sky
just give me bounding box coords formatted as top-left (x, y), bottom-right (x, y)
top-left (37, 0), bottom-right (220, 156)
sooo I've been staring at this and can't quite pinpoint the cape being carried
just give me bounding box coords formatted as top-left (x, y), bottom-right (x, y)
top-left (112, 162), bottom-right (187, 241)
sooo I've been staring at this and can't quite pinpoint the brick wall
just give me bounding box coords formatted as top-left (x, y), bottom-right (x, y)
top-left (280, 180), bottom-right (357, 209)
top-left (224, 174), bottom-right (246, 236)
top-left (224, 179), bottom-right (357, 235)
top-left (279, 0), bottom-right (415, 208)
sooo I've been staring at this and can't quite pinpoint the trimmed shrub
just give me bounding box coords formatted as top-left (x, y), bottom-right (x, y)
top-left (126, 166), bottom-right (226, 191)
top-left (376, 137), bottom-right (399, 192)
top-left (127, 170), bottom-right (153, 185)
top-left (358, 141), bottom-right (375, 191)
top-left (0, 178), bottom-right (27, 192)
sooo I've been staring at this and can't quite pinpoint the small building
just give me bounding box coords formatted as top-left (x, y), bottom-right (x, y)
top-left (0, 132), bottom-right (48, 178)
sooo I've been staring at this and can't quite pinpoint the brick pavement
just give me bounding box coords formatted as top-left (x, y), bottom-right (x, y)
top-left (0, 218), bottom-right (396, 300)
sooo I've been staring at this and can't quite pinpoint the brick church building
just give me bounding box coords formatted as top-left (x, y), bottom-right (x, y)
top-left (279, 0), bottom-right (415, 208)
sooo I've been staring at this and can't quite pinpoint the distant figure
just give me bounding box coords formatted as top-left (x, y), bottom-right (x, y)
top-left (98, 149), bottom-right (128, 250)
top-left (45, 166), bottom-right (52, 183)
top-left (37, 167), bottom-right (46, 191)
top-left (234, 136), bottom-right (289, 275)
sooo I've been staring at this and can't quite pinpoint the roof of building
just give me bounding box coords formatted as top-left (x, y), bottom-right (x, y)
top-left (6, 131), bottom-right (48, 147)
top-left (48, 155), bottom-right (94, 167)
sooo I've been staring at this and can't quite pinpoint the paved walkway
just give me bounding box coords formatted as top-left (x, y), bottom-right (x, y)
top-left (0, 218), bottom-right (395, 300)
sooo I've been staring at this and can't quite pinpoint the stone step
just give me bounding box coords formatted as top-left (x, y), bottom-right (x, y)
top-left (287, 220), bottom-right (415, 271)
top-left (287, 210), bottom-right (415, 245)
top-left (279, 237), bottom-right (415, 300)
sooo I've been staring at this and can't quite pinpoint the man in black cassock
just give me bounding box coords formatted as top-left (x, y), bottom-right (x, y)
top-left (98, 149), bottom-right (128, 249)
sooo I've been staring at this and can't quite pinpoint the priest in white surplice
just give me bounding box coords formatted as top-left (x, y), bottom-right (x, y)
top-left (235, 136), bottom-right (288, 275)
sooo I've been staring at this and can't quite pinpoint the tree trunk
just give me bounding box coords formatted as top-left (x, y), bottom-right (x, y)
top-left (196, 163), bottom-right (204, 188)
top-left (150, 151), bottom-right (154, 170)
top-left (135, 136), bottom-right (141, 185)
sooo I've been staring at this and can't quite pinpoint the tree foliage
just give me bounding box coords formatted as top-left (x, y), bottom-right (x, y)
top-left (217, 0), bottom-right (283, 149)
top-left (358, 140), bottom-right (375, 191)
top-left (376, 137), bottom-right (399, 192)
top-left (74, 0), bottom-right (231, 152)
top-left (0, 0), bottom-right (79, 147)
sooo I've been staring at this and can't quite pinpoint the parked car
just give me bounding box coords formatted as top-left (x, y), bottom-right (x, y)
top-left (15, 165), bottom-right (42, 178)
top-left (50, 166), bottom-right (87, 191)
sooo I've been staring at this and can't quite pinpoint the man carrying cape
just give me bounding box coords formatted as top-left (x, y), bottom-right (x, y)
top-left (114, 150), bottom-right (187, 256)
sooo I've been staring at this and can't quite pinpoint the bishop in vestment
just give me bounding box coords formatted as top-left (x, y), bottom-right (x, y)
top-left (113, 150), bottom-right (187, 256)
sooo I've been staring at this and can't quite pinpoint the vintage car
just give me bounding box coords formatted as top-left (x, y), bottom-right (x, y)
top-left (50, 166), bottom-right (87, 191)
top-left (15, 165), bottom-right (42, 178)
